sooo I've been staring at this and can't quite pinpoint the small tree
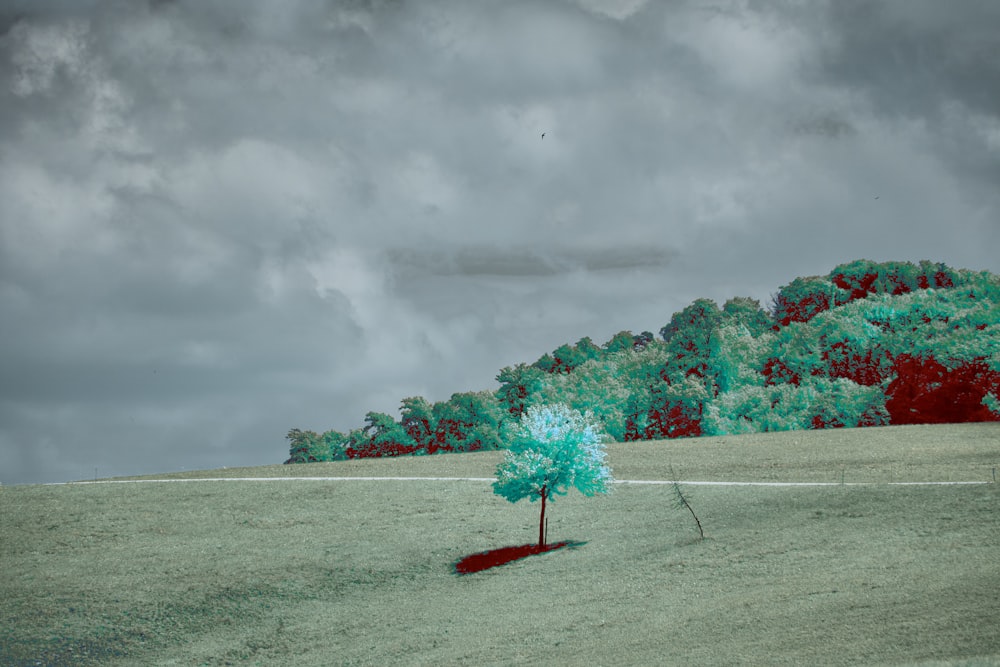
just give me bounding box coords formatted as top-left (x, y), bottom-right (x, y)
top-left (492, 404), bottom-right (613, 548)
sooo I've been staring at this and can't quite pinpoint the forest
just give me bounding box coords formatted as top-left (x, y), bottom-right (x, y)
top-left (285, 259), bottom-right (1000, 463)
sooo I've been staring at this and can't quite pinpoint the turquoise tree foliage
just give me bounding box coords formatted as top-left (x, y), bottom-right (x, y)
top-left (533, 337), bottom-right (603, 375)
top-left (620, 341), bottom-right (673, 440)
top-left (495, 363), bottom-right (546, 420)
top-left (603, 330), bottom-right (637, 355)
top-left (721, 297), bottom-right (774, 337)
top-left (285, 428), bottom-right (318, 463)
top-left (644, 298), bottom-right (725, 438)
top-left (399, 396), bottom-right (437, 453)
top-left (770, 275), bottom-right (851, 326)
top-left (708, 322), bottom-right (772, 395)
top-left (830, 259), bottom-right (923, 298)
top-left (432, 391), bottom-right (504, 453)
top-left (984, 393), bottom-right (1000, 418)
top-left (361, 411), bottom-right (418, 457)
top-left (492, 404), bottom-right (613, 547)
top-left (322, 430), bottom-right (350, 461)
top-left (703, 377), bottom-right (889, 436)
top-left (285, 428), bottom-right (348, 463)
top-left (532, 354), bottom-right (632, 442)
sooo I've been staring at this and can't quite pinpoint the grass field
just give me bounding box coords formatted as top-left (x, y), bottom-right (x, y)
top-left (2, 423), bottom-right (999, 666)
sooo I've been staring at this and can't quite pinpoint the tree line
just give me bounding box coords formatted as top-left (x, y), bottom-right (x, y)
top-left (286, 259), bottom-right (1000, 463)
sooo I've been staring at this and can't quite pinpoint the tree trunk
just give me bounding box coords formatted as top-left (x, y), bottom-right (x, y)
top-left (538, 487), bottom-right (547, 548)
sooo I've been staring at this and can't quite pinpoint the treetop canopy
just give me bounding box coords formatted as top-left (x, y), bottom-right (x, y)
top-left (493, 403), bottom-right (613, 504)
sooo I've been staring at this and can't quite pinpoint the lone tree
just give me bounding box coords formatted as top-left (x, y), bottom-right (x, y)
top-left (492, 403), bottom-right (613, 548)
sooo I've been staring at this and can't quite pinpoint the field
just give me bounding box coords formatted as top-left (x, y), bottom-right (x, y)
top-left (2, 423), bottom-right (999, 666)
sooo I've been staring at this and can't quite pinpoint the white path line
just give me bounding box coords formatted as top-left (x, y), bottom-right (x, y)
top-left (615, 480), bottom-right (990, 487)
top-left (54, 477), bottom-right (991, 487)
top-left (60, 477), bottom-right (498, 484)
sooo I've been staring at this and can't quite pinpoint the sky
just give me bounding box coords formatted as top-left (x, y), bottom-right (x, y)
top-left (1, 0), bottom-right (998, 485)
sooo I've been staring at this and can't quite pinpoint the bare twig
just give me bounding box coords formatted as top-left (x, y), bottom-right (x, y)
top-left (669, 466), bottom-right (704, 540)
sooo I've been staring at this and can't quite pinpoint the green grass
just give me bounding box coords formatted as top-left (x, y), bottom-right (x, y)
top-left (2, 423), bottom-right (999, 666)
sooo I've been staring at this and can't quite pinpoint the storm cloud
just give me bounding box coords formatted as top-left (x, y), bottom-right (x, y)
top-left (1, 0), bottom-right (998, 484)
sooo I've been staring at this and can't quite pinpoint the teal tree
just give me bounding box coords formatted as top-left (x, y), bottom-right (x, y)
top-left (492, 404), bottom-right (613, 548)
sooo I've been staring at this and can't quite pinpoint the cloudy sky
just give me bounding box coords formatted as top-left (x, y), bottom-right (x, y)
top-left (1, 0), bottom-right (998, 484)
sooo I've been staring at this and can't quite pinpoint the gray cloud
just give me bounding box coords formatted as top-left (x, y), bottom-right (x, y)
top-left (1, 0), bottom-right (998, 484)
top-left (389, 244), bottom-right (676, 277)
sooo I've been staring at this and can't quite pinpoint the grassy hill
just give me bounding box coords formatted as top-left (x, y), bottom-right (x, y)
top-left (3, 423), bottom-right (999, 665)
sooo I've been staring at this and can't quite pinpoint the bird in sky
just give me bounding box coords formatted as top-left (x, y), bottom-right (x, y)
top-left (541, 132), bottom-right (545, 139)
